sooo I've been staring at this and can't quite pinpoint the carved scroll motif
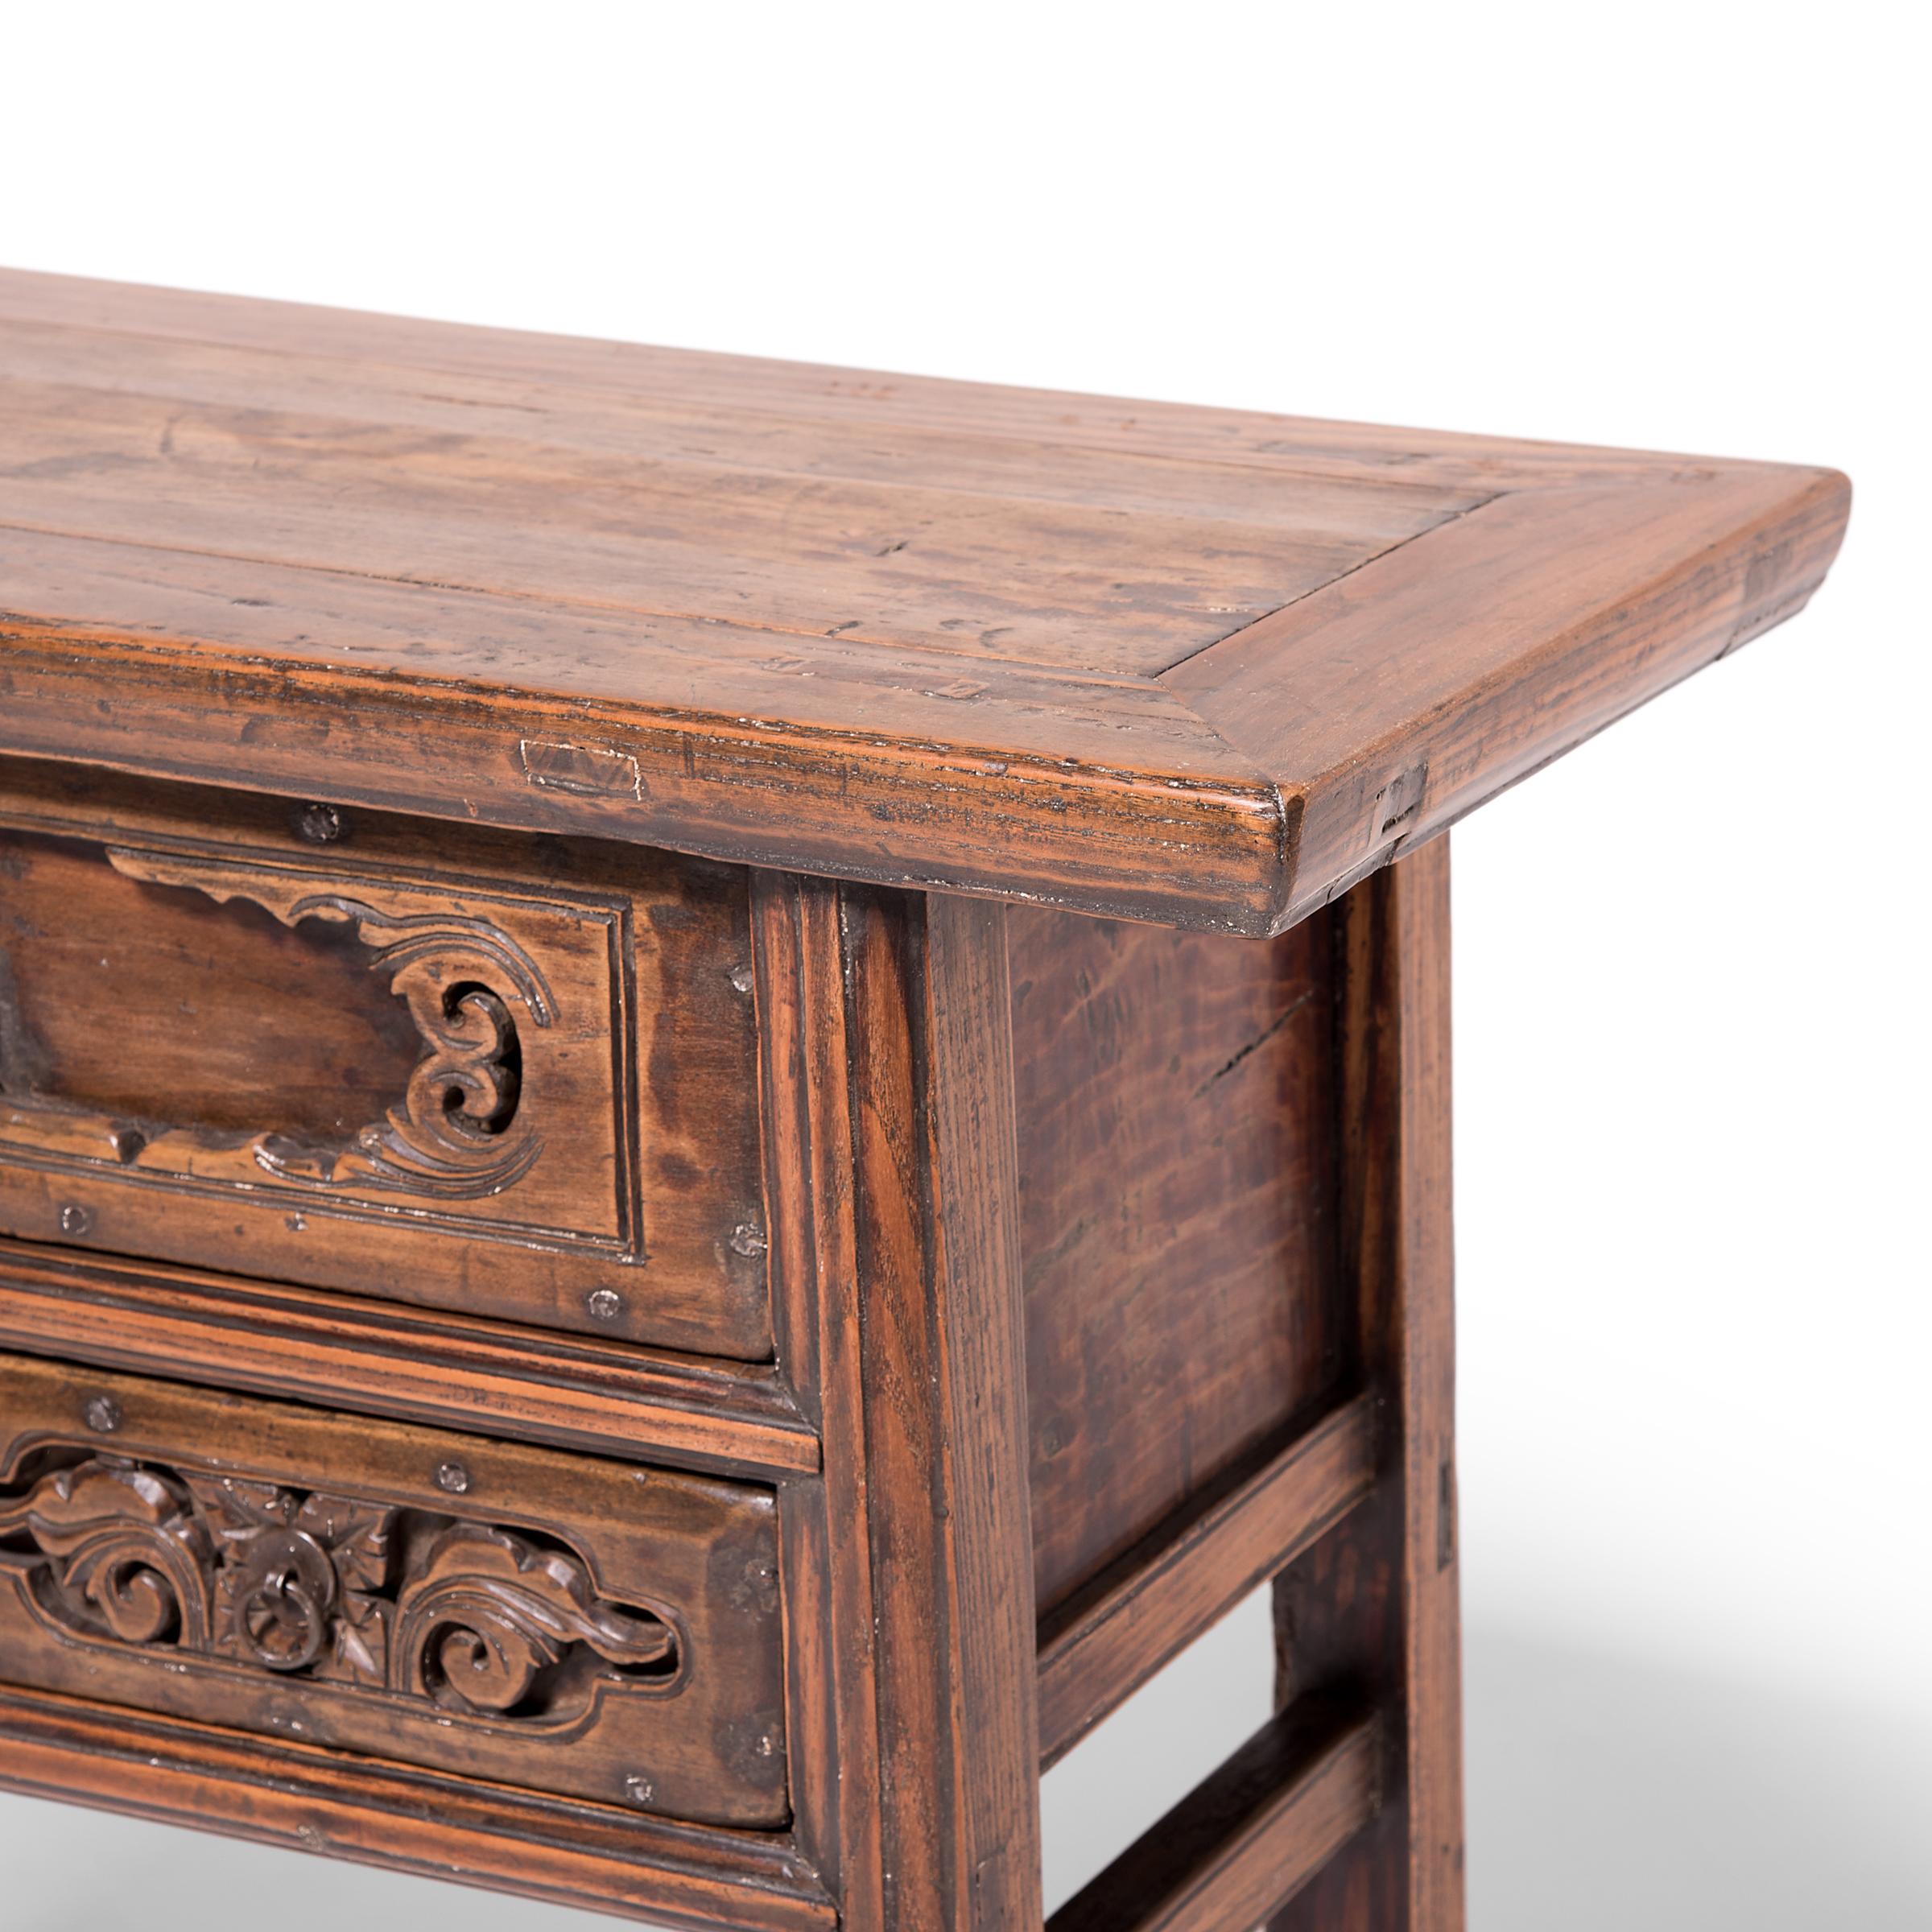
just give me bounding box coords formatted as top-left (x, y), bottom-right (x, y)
top-left (0, 1455), bottom-right (677, 1723)
top-left (0, 1459), bottom-right (214, 1649)
top-left (105, 852), bottom-right (556, 1200)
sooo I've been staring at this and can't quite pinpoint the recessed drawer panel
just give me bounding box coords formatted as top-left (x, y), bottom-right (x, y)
top-left (0, 1351), bottom-right (787, 1825)
top-left (0, 760), bottom-right (769, 1353)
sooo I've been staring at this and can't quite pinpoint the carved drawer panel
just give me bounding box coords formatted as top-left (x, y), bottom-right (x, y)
top-left (0, 760), bottom-right (769, 1354)
top-left (0, 1350), bottom-right (787, 1824)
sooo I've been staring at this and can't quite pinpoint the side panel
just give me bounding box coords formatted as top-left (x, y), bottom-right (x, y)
top-left (1009, 907), bottom-right (1341, 1617)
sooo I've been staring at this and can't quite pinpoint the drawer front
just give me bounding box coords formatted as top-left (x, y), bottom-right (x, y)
top-left (0, 761), bottom-right (769, 1353)
top-left (0, 1352), bottom-right (787, 1825)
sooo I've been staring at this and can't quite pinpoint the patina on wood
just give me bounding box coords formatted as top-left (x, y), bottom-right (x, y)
top-left (0, 270), bottom-right (1852, 1930)
top-left (0, 756), bottom-right (768, 1355)
top-left (0, 269), bottom-right (1847, 932)
top-left (0, 1349), bottom-right (788, 1826)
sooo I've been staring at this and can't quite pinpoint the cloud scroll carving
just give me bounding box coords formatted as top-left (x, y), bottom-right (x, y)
top-left (105, 851), bottom-right (556, 1200)
top-left (0, 1454), bottom-right (679, 1725)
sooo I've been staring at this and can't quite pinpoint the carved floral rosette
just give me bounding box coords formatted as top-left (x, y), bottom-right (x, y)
top-left (0, 1454), bottom-right (678, 1726)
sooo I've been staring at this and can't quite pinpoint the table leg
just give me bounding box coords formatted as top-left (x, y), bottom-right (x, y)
top-left (1271, 835), bottom-right (1463, 1932)
top-left (758, 876), bottom-right (1044, 1930)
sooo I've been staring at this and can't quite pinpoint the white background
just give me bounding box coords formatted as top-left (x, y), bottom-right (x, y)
top-left (2, 5), bottom-right (1926, 1925)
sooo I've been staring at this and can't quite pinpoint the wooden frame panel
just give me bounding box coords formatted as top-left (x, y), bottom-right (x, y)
top-left (1010, 906), bottom-right (1343, 1623)
top-left (1037, 841), bottom-right (1460, 1929)
top-left (0, 1351), bottom-right (788, 1825)
top-left (0, 757), bottom-right (770, 1355)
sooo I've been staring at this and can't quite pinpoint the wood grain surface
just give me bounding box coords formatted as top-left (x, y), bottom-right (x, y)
top-left (753, 875), bottom-right (1042, 1931)
top-left (0, 1238), bottom-right (817, 1478)
top-left (1272, 837), bottom-right (1462, 1932)
top-left (1037, 1393), bottom-right (1376, 1767)
top-left (0, 1350), bottom-right (788, 1825)
top-left (0, 756), bottom-right (770, 1353)
top-left (1009, 906), bottom-right (1342, 1617)
top-left (0, 1686), bottom-right (836, 1931)
top-left (0, 269), bottom-right (1848, 932)
top-left (1048, 1695), bottom-right (1378, 1932)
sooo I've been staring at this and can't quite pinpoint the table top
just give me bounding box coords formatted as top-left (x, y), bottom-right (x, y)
top-left (0, 270), bottom-right (1848, 931)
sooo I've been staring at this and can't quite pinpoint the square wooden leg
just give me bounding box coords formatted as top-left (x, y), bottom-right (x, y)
top-left (756, 876), bottom-right (1044, 1931)
top-left (1269, 835), bottom-right (1463, 1932)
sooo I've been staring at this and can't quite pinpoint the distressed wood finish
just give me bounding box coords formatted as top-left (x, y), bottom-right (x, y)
top-left (0, 269), bottom-right (1847, 932)
top-left (0, 757), bottom-right (767, 1354)
top-left (1010, 907), bottom-right (1341, 1618)
top-left (1038, 1393), bottom-right (1377, 1768)
top-left (0, 1351), bottom-right (788, 1825)
top-left (0, 1240), bottom-right (817, 1479)
top-left (0, 270), bottom-right (1852, 1930)
top-left (1272, 837), bottom-right (1463, 1932)
top-left (1049, 1697), bottom-right (1381, 1932)
top-left (0, 1686), bottom-right (836, 1932)
top-left (753, 875), bottom-right (1042, 1931)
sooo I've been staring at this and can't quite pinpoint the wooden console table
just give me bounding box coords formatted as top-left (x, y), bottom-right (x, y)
top-left (0, 270), bottom-right (1847, 1930)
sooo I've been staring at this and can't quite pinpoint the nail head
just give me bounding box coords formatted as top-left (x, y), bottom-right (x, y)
top-left (295, 802), bottom-right (347, 844)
